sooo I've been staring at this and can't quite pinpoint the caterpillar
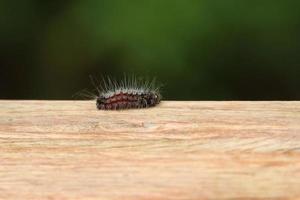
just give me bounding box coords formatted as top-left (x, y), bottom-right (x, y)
top-left (80, 75), bottom-right (162, 110)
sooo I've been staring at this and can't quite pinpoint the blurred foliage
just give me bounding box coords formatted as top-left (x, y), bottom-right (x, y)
top-left (1, 0), bottom-right (300, 100)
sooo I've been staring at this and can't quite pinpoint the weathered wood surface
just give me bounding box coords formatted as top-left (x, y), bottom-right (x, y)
top-left (0, 100), bottom-right (300, 200)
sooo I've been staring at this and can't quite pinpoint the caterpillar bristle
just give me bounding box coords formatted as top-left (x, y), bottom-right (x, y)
top-left (73, 89), bottom-right (97, 100)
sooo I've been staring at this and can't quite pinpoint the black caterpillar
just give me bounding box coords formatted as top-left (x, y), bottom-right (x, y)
top-left (82, 75), bottom-right (162, 110)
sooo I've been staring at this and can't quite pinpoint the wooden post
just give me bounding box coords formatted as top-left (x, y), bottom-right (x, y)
top-left (1, 100), bottom-right (300, 199)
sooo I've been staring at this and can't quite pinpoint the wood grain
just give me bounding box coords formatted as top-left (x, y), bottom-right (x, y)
top-left (0, 100), bottom-right (300, 200)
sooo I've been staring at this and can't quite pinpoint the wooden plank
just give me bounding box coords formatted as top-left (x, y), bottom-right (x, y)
top-left (0, 100), bottom-right (300, 200)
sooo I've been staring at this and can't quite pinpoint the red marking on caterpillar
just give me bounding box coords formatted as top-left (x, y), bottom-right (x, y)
top-left (79, 75), bottom-right (162, 110)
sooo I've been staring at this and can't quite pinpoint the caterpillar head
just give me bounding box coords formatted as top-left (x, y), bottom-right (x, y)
top-left (146, 91), bottom-right (161, 107)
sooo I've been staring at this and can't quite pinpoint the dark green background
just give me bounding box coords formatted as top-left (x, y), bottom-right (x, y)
top-left (1, 1), bottom-right (300, 100)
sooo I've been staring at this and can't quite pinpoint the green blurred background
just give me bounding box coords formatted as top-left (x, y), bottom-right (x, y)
top-left (1, 0), bottom-right (299, 100)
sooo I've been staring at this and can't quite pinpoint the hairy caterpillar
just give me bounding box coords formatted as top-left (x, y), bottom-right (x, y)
top-left (80, 75), bottom-right (162, 110)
